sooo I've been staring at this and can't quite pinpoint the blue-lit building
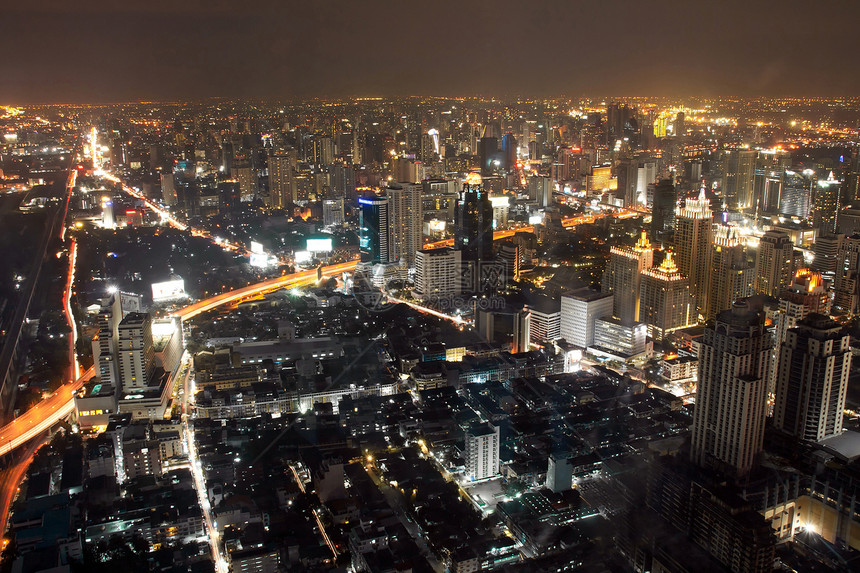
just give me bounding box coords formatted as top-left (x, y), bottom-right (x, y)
top-left (358, 194), bottom-right (391, 264)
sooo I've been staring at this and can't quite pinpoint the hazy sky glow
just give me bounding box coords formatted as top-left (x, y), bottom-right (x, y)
top-left (3, 0), bottom-right (859, 103)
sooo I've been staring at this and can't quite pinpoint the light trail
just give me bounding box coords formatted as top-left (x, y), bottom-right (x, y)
top-left (289, 464), bottom-right (338, 558)
top-left (180, 349), bottom-right (228, 573)
top-left (63, 240), bottom-right (80, 379)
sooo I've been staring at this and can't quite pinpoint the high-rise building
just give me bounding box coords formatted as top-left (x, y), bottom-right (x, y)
top-left (779, 170), bottom-right (814, 218)
top-left (707, 226), bottom-right (755, 320)
top-left (528, 175), bottom-right (552, 207)
top-left (813, 172), bottom-right (841, 235)
top-left (723, 149), bottom-right (756, 210)
top-left (388, 183), bottom-right (423, 265)
top-left (639, 251), bottom-right (696, 341)
top-left (674, 190), bottom-right (713, 319)
top-left (636, 161), bottom-right (657, 206)
top-left (268, 150), bottom-right (295, 208)
top-left (601, 231), bottom-right (653, 323)
top-left (358, 195), bottom-right (392, 264)
top-left (774, 314), bottom-right (851, 442)
top-left (752, 150), bottom-right (791, 214)
top-left (465, 423), bottom-right (500, 481)
top-left (322, 198), bottom-right (344, 227)
top-left (413, 248), bottom-right (461, 301)
top-left (560, 287), bottom-right (613, 348)
top-left (691, 301), bottom-right (771, 479)
top-left (812, 234), bottom-right (844, 274)
top-left (833, 234), bottom-right (860, 314)
top-left (755, 230), bottom-right (794, 297)
top-left (160, 172), bottom-right (176, 207)
top-left (591, 317), bottom-right (648, 360)
top-left (117, 312), bottom-right (154, 393)
top-left (651, 179), bottom-right (676, 240)
top-left (455, 174), bottom-right (493, 263)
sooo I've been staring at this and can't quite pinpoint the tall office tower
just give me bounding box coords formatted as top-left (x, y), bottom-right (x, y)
top-left (773, 269), bottom-right (830, 350)
top-left (812, 173), bottom-right (841, 234)
top-left (674, 111), bottom-right (686, 138)
top-left (329, 162), bottom-right (356, 199)
top-left (553, 146), bottom-right (577, 182)
top-left (674, 189), bottom-right (713, 319)
top-left (707, 226), bottom-right (755, 320)
top-left (358, 195), bottom-right (392, 264)
top-left (753, 150), bottom-right (791, 214)
top-left (560, 287), bottom-right (613, 348)
top-left (388, 183), bottom-right (423, 265)
top-left (773, 314), bottom-right (851, 442)
top-left (602, 231), bottom-right (653, 323)
top-left (779, 170), bottom-right (814, 218)
top-left (322, 198), bottom-right (344, 227)
top-left (755, 230), bottom-right (794, 297)
top-left (812, 234), bottom-right (844, 274)
top-left (639, 251), bottom-right (696, 341)
top-left (635, 160), bottom-right (657, 206)
top-left (231, 163), bottom-right (256, 199)
top-left (160, 172), bottom-right (176, 207)
top-left (268, 150), bottom-right (295, 208)
top-left (465, 423), bottom-right (500, 481)
top-left (92, 294), bottom-right (124, 386)
top-left (690, 301), bottom-right (771, 479)
top-left (723, 149), bottom-right (756, 210)
top-left (497, 243), bottom-right (520, 283)
top-left (501, 132), bottom-right (517, 172)
top-left (220, 140), bottom-right (234, 174)
top-left (833, 234), bottom-right (860, 314)
top-left (117, 313), bottom-right (154, 393)
top-left (847, 152), bottom-right (860, 203)
top-left (111, 138), bottom-right (127, 167)
top-left (616, 158), bottom-right (637, 208)
top-left (528, 175), bottom-right (553, 207)
top-left (455, 174), bottom-right (493, 263)
top-left (413, 248), bottom-right (461, 301)
top-left (651, 179), bottom-right (677, 240)
top-left (478, 136), bottom-right (499, 176)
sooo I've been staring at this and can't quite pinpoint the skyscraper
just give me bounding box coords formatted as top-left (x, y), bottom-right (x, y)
top-left (707, 226), bottom-right (755, 320)
top-left (651, 178), bottom-right (676, 240)
top-left (833, 234), bottom-right (860, 314)
top-left (414, 248), bottom-right (461, 301)
top-left (779, 170), bottom-right (814, 218)
top-left (691, 301), bottom-right (771, 479)
top-left (268, 150), bottom-right (295, 208)
top-left (358, 195), bottom-right (392, 264)
top-left (812, 234), bottom-right (844, 274)
top-left (638, 251), bottom-right (696, 342)
top-left (754, 230), bottom-right (794, 297)
top-left (723, 149), bottom-right (756, 210)
top-left (674, 189), bottom-right (713, 319)
top-left (773, 314), bottom-right (851, 442)
top-left (117, 312), bottom-right (154, 393)
top-left (455, 174), bottom-right (493, 263)
top-left (388, 183), bottom-right (423, 265)
top-left (601, 231), bottom-right (653, 323)
top-left (812, 173), bottom-right (841, 235)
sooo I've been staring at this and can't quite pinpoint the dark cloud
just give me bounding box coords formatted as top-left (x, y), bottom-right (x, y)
top-left (1, 0), bottom-right (858, 103)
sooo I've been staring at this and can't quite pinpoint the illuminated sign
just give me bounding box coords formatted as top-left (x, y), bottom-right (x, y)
top-left (151, 279), bottom-right (186, 301)
top-left (307, 238), bottom-right (333, 253)
top-left (250, 241), bottom-right (264, 254)
top-left (249, 253), bottom-right (269, 268)
top-left (294, 250), bottom-right (312, 264)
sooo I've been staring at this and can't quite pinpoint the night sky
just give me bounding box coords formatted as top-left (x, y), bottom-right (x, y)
top-left (3, 0), bottom-right (859, 103)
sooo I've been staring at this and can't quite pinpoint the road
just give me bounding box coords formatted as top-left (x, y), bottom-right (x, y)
top-left (179, 349), bottom-right (228, 573)
top-left (365, 463), bottom-right (445, 573)
top-left (0, 163), bottom-right (77, 422)
top-left (174, 260), bottom-right (358, 322)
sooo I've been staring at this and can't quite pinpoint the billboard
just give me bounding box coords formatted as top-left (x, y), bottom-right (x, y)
top-left (250, 241), bottom-right (265, 254)
top-left (250, 253), bottom-right (269, 268)
top-left (307, 238), bottom-right (333, 253)
top-left (294, 250), bottom-right (312, 264)
top-left (152, 279), bottom-right (186, 301)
